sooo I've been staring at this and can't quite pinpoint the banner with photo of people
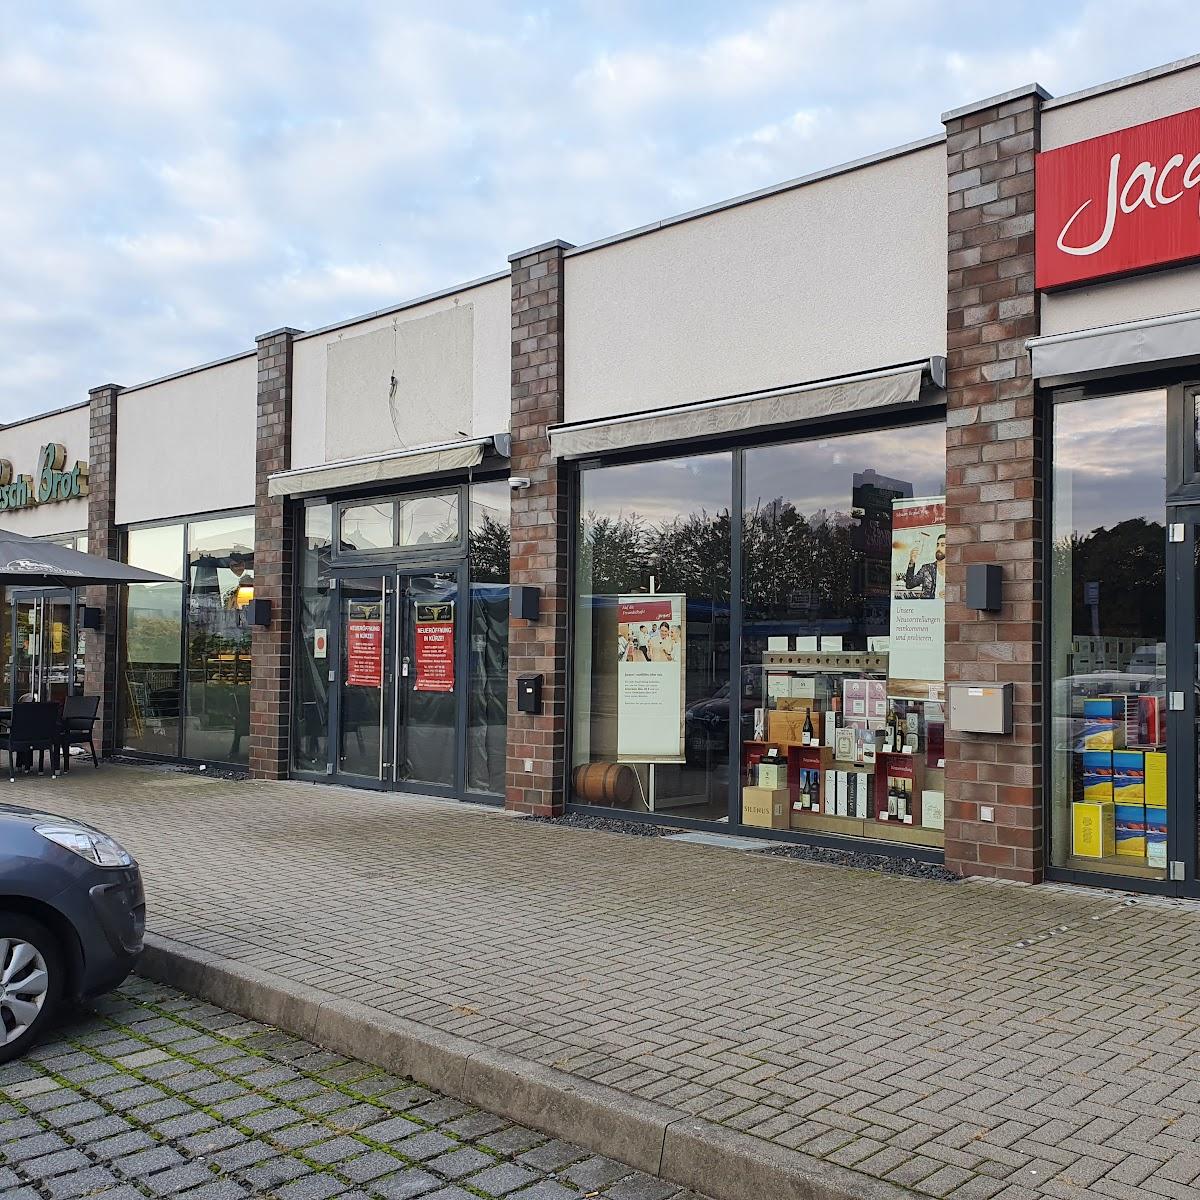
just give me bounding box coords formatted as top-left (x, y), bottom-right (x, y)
top-left (888, 497), bottom-right (946, 701)
top-left (616, 595), bottom-right (686, 762)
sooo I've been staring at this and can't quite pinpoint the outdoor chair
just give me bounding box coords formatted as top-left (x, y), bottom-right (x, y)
top-left (5, 702), bottom-right (61, 780)
top-left (59, 695), bottom-right (100, 771)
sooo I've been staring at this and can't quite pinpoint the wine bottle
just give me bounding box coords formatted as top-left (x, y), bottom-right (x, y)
top-left (802, 708), bottom-right (814, 745)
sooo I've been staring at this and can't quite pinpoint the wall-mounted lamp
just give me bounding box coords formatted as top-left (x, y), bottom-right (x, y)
top-left (509, 476), bottom-right (531, 490)
top-left (966, 564), bottom-right (1002, 612)
top-left (247, 598), bottom-right (273, 628)
top-left (512, 585), bottom-right (540, 622)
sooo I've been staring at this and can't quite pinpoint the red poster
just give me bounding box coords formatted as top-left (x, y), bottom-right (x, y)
top-left (1036, 106), bottom-right (1200, 289)
top-left (345, 620), bottom-right (382, 688)
top-left (414, 602), bottom-right (454, 693)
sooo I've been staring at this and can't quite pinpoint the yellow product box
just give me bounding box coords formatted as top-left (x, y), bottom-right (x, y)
top-left (1144, 750), bottom-right (1167, 808)
top-left (1072, 800), bottom-right (1115, 859)
top-left (742, 787), bottom-right (790, 830)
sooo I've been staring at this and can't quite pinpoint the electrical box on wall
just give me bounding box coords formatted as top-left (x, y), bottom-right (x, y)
top-left (81, 606), bottom-right (104, 630)
top-left (517, 673), bottom-right (543, 714)
top-left (947, 682), bottom-right (1013, 735)
top-left (966, 563), bottom-right (1003, 612)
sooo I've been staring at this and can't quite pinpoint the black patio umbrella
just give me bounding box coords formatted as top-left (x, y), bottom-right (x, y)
top-left (0, 528), bottom-right (178, 588)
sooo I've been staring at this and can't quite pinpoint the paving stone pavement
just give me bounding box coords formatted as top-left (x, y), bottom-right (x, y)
top-left (0, 978), bottom-right (708, 1200)
top-left (21, 763), bottom-right (1200, 1200)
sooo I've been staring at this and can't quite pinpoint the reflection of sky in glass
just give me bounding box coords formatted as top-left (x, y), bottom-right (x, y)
top-left (746, 423), bottom-right (945, 516)
top-left (581, 452), bottom-right (732, 522)
top-left (1053, 391), bottom-right (1164, 535)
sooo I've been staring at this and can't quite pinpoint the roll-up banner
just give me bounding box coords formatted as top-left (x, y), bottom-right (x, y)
top-left (888, 498), bottom-right (946, 702)
top-left (616, 595), bottom-right (686, 763)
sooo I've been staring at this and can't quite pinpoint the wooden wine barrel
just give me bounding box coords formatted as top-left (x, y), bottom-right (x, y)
top-left (572, 761), bottom-right (637, 807)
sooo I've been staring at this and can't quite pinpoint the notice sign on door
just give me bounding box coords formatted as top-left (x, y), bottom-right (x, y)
top-left (346, 620), bottom-right (383, 688)
top-left (414, 601), bottom-right (454, 692)
top-left (616, 595), bottom-right (686, 763)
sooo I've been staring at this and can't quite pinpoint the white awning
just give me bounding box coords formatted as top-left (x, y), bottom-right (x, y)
top-left (267, 435), bottom-right (508, 499)
top-left (547, 359), bottom-right (944, 460)
top-left (1028, 309), bottom-right (1200, 382)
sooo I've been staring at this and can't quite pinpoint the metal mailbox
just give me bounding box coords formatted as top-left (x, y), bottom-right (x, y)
top-left (947, 682), bottom-right (1013, 735)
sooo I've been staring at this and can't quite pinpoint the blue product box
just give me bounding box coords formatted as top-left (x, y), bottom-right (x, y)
top-left (1079, 750), bottom-right (1113, 802)
top-left (1084, 698), bottom-right (1123, 719)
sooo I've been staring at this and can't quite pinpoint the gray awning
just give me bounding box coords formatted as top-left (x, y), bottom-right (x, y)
top-left (268, 435), bottom-right (508, 499)
top-left (548, 359), bottom-right (944, 460)
top-left (1029, 309), bottom-right (1200, 382)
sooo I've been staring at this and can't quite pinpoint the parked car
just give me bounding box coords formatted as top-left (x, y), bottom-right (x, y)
top-left (0, 806), bottom-right (144, 1061)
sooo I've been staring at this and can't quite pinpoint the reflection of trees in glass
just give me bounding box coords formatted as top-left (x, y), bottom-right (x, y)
top-left (1055, 517), bottom-right (1166, 640)
top-left (742, 499), bottom-right (859, 620)
top-left (578, 510), bottom-right (730, 598)
top-left (468, 512), bottom-right (510, 582)
top-left (126, 613), bottom-right (182, 664)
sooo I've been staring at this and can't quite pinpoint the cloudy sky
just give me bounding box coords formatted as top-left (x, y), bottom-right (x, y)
top-left (1, 1), bottom-right (1197, 422)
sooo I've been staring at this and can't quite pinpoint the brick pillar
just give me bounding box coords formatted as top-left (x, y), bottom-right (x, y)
top-left (85, 383), bottom-right (122, 754)
top-left (942, 86), bottom-right (1047, 881)
top-left (505, 240), bottom-right (573, 815)
top-left (249, 328), bottom-right (300, 779)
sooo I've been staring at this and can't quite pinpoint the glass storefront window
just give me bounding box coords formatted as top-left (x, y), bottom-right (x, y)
top-left (1050, 390), bottom-right (1167, 879)
top-left (183, 515), bottom-right (254, 765)
top-left (293, 505), bottom-right (334, 773)
top-left (467, 481), bottom-right (510, 794)
top-left (740, 423), bottom-right (947, 846)
top-left (340, 503), bottom-right (393, 552)
top-left (572, 452), bottom-right (732, 820)
top-left (398, 492), bottom-right (459, 547)
top-left (120, 524), bottom-right (185, 757)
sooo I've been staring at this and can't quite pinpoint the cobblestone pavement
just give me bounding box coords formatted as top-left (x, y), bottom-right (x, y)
top-left (0, 977), bottom-right (707, 1200)
top-left (26, 764), bottom-right (1200, 1200)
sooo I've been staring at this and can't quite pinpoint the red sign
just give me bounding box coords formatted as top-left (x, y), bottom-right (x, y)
top-left (1036, 106), bottom-right (1200, 289)
top-left (617, 599), bottom-right (673, 623)
top-left (414, 603), bottom-right (454, 693)
top-left (345, 620), bottom-right (382, 688)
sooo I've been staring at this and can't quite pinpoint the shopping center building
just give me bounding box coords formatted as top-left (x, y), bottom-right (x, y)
top-left (3, 53), bottom-right (1200, 893)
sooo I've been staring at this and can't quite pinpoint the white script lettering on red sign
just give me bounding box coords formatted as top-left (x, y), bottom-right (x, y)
top-left (1035, 105), bottom-right (1200, 289)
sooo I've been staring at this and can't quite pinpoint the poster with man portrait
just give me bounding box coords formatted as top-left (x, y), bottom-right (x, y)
top-left (616, 595), bottom-right (686, 762)
top-left (888, 497), bottom-right (946, 701)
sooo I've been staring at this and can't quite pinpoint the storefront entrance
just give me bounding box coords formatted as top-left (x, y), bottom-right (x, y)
top-left (1048, 383), bottom-right (1200, 895)
top-left (7, 588), bottom-right (82, 705)
top-left (330, 565), bottom-right (470, 795)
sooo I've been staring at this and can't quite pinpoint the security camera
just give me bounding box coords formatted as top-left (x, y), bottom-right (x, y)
top-left (509, 476), bottom-right (531, 490)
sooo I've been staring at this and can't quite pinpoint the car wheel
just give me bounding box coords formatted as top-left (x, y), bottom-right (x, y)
top-left (0, 915), bottom-right (63, 1063)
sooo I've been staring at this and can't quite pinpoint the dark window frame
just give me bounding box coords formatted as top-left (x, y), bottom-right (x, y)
top-left (564, 403), bottom-right (949, 863)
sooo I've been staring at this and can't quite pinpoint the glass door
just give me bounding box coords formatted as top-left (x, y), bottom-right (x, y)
top-left (333, 577), bottom-right (389, 785)
top-left (394, 569), bottom-right (460, 793)
top-left (8, 589), bottom-right (77, 705)
top-left (1167, 510), bottom-right (1200, 893)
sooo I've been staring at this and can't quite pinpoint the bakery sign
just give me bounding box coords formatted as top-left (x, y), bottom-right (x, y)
top-left (1036, 105), bottom-right (1200, 289)
top-left (0, 443), bottom-right (89, 512)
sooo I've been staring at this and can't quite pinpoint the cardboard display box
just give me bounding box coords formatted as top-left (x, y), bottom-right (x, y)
top-left (1072, 800), bottom-right (1115, 859)
top-left (768, 707), bottom-right (822, 746)
top-left (742, 787), bottom-right (790, 830)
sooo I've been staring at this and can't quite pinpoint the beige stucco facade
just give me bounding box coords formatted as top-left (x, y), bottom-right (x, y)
top-left (114, 352), bottom-right (257, 526)
top-left (289, 275), bottom-right (510, 472)
top-left (562, 140), bottom-right (948, 422)
top-left (0, 403), bottom-right (90, 538)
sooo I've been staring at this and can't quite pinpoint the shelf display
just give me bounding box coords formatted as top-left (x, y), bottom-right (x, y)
top-left (1064, 676), bottom-right (1169, 874)
top-left (739, 645), bottom-right (946, 849)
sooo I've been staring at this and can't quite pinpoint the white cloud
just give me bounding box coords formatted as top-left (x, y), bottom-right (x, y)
top-left (0, 1), bottom-right (1198, 420)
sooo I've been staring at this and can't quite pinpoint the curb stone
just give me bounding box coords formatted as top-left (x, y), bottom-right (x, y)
top-left (137, 932), bottom-right (917, 1200)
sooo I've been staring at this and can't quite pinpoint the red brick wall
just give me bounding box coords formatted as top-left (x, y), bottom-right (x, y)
top-left (505, 241), bottom-right (573, 816)
top-left (249, 328), bottom-right (299, 779)
top-left (85, 383), bottom-right (121, 754)
top-left (942, 88), bottom-right (1045, 881)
